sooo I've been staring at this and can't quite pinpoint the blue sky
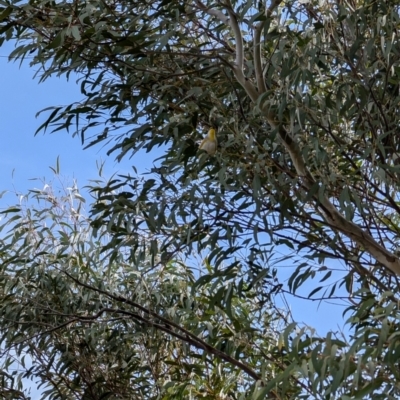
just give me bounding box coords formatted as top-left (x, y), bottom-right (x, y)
top-left (0, 44), bottom-right (349, 398)
top-left (0, 52), bottom-right (159, 193)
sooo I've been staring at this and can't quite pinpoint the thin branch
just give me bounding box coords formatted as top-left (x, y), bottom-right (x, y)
top-left (58, 270), bottom-right (279, 391)
top-left (13, 304), bottom-right (265, 384)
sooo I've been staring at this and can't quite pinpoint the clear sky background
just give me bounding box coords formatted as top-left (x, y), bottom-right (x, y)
top-left (0, 49), bottom-right (159, 191)
top-left (0, 43), bottom-right (349, 399)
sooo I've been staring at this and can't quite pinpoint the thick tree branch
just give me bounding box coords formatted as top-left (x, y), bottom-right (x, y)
top-left (195, 1), bottom-right (262, 103)
top-left (254, 25), bottom-right (267, 94)
top-left (264, 117), bottom-right (400, 275)
top-left (196, 0), bottom-right (246, 77)
top-left (194, 0), bottom-right (230, 25)
top-left (234, 70), bottom-right (260, 101)
top-left (208, 0), bottom-right (400, 276)
top-left (223, 0), bottom-right (244, 71)
top-left (253, 0), bottom-right (280, 93)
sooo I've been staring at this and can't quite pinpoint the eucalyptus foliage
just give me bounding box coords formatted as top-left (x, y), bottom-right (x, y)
top-left (0, 178), bottom-right (397, 400)
top-left (0, 178), bottom-right (294, 399)
top-left (0, 182), bottom-right (398, 400)
top-left (2, 0), bottom-right (400, 398)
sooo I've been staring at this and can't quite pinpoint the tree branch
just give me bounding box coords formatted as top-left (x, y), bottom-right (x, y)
top-left (58, 270), bottom-right (279, 392)
top-left (213, 0), bottom-right (400, 276)
top-left (194, 0), bottom-right (230, 25)
top-left (269, 120), bottom-right (400, 275)
top-left (196, 0), bottom-right (243, 69)
top-left (254, 25), bottom-right (267, 94)
top-left (253, 0), bottom-right (281, 93)
top-left (223, 0), bottom-right (244, 72)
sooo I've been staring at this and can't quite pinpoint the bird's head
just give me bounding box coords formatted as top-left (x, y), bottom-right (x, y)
top-left (208, 128), bottom-right (216, 141)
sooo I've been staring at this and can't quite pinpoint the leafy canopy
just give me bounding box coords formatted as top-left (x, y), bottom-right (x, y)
top-left (2, 0), bottom-right (400, 275)
top-left (0, 177), bottom-right (289, 399)
top-left (2, 0), bottom-right (400, 398)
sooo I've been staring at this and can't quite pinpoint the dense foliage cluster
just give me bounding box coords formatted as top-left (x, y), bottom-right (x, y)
top-left (2, 0), bottom-right (400, 398)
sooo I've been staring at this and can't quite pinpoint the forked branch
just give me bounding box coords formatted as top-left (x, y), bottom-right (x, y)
top-left (196, 1), bottom-right (400, 276)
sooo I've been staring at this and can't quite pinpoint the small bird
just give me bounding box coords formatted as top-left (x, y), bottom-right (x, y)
top-left (199, 128), bottom-right (217, 155)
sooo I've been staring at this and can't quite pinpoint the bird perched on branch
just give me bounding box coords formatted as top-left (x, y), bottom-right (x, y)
top-left (199, 128), bottom-right (217, 155)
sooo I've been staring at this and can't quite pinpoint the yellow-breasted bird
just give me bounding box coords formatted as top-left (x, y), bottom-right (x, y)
top-left (199, 128), bottom-right (217, 155)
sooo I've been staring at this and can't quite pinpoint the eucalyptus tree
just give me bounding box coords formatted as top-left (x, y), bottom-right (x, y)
top-left (0, 178), bottom-right (291, 399)
top-left (2, 0), bottom-right (400, 398)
